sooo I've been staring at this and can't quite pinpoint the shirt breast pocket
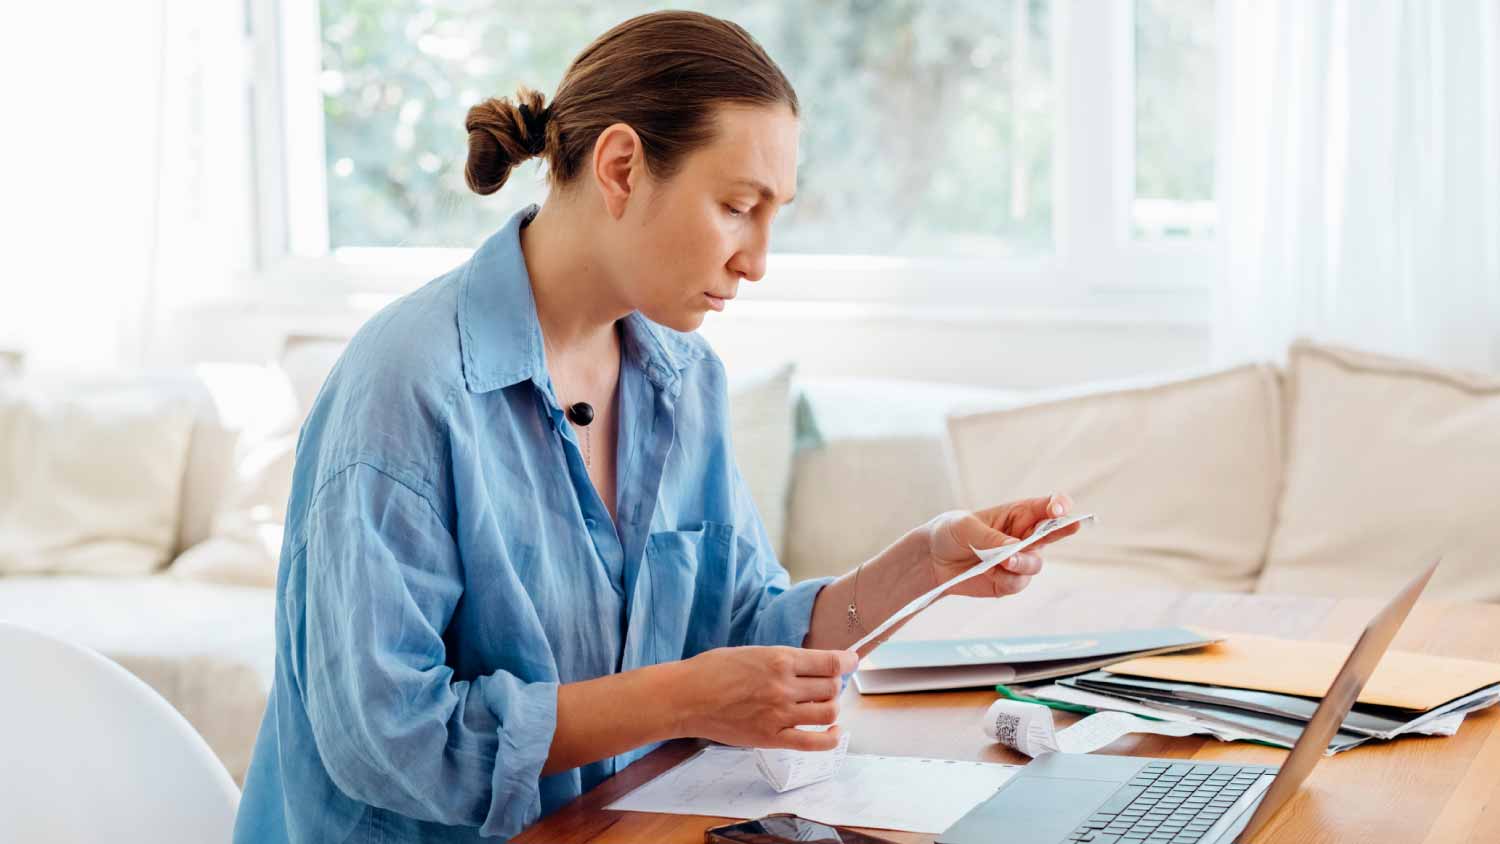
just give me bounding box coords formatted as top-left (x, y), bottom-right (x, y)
top-left (642, 521), bottom-right (742, 662)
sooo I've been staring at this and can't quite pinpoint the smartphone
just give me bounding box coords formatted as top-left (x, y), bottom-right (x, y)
top-left (704, 813), bottom-right (901, 844)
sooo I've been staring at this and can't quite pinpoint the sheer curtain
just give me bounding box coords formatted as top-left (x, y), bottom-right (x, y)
top-left (1216, 0), bottom-right (1500, 372)
top-left (0, 1), bottom-right (249, 371)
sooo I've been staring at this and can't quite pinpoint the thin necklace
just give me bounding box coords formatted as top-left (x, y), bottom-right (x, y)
top-left (541, 328), bottom-right (595, 469)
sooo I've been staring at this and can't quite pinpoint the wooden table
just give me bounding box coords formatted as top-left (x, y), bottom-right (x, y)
top-left (514, 588), bottom-right (1500, 844)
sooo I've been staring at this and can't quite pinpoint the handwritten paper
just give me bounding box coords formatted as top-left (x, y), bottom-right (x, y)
top-left (609, 746), bottom-right (1020, 833)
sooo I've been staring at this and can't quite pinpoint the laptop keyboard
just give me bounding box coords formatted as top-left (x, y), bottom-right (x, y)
top-left (1065, 761), bottom-right (1268, 843)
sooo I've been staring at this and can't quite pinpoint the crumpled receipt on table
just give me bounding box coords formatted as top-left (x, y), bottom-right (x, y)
top-left (753, 727), bottom-right (851, 792)
top-left (752, 514), bottom-right (1096, 792)
top-left (982, 698), bottom-right (1204, 756)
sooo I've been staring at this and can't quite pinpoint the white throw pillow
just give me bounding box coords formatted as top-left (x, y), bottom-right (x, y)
top-left (1257, 341), bottom-right (1500, 602)
top-left (174, 364), bottom-right (299, 556)
top-left (167, 335), bottom-right (345, 588)
top-left (726, 363), bottom-right (797, 563)
top-left (0, 378), bottom-right (197, 575)
top-left (944, 365), bottom-right (1285, 593)
top-left (169, 431), bottom-right (296, 589)
top-left (278, 335), bottom-right (349, 423)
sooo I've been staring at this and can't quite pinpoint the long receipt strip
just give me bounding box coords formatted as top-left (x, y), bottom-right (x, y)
top-left (849, 512), bottom-right (1096, 654)
top-left (983, 698), bottom-right (1204, 756)
top-left (748, 513), bottom-right (1097, 792)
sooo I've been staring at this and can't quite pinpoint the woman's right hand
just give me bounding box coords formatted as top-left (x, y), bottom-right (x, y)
top-left (668, 646), bottom-right (857, 751)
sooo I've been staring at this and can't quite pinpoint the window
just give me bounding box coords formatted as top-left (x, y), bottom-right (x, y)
top-left (256, 0), bottom-right (1223, 306)
top-left (318, 0), bottom-right (1054, 257)
top-left (1132, 0), bottom-right (1217, 240)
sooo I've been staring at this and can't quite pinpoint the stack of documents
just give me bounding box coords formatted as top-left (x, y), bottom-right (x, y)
top-left (854, 627), bottom-right (1218, 694)
top-left (1031, 631), bottom-right (1500, 754)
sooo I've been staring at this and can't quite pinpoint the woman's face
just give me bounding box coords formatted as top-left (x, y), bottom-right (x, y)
top-left (620, 105), bottom-right (799, 333)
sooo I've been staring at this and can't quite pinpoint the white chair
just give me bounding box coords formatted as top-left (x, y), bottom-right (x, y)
top-left (0, 621), bottom-right (240, 841)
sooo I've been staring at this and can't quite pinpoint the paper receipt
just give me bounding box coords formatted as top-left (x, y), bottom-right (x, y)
top-left (850, 513), bottom-right (1096, 654)
top-left (982, 698), bottom-right (1203, 756)
top-left (753, 728), bottom-right (852, 792)
top-left (756, 513), bottom-right (1095, 790)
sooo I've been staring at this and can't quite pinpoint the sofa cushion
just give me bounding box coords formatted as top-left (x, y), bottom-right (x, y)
top-left (0, 364), bottom-right (296, 566)
top-left (175, 364), bottom-right (300, 558)
top-left (169, 365), bottom-right (299, 590)
top-left (279, 334), bottom-right (348, 421)
top-left (0, 575), bottom-right (275, 783)
top-left (0, 377), bottom-right (197, 575)
top-left (1257, 342), bottom-right (1500, 602)
top-left (782, 378), bottom-right (1018, 581)
top-left (944, 365), bottom-right (1284, 592)
top-left (169, 432), bottom-right (296, 589)
top-left (726, 363), bottom-right (797, 561)
top-left (161, 337), bottom-right (346, 588)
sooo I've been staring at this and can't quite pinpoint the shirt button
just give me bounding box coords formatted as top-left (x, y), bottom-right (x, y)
top-left (585, 518), bottom-right (596, 529)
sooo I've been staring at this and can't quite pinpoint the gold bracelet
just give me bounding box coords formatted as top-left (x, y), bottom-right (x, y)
top-left (846, 561), bottom-right (867, 635)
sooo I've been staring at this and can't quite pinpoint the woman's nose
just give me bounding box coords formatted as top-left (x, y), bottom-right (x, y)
top-left (733, 253), bottom-right (767, 283)
top-left (730, 241), bottom-right (769, 282)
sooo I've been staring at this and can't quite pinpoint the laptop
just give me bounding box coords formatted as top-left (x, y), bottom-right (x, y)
top-left (939, 558), bottom-right (1441, 844)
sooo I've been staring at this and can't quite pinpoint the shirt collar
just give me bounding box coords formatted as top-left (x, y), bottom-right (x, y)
top-left (457, 204), bottom-right (708, 398)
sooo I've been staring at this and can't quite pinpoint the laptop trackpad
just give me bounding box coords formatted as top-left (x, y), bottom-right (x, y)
top-left (938, 776), bottom-right (1120, 844)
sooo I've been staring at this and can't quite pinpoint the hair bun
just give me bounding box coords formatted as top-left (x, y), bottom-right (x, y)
top-left (464, 87), bottom-right (549, 195)
top-left (516, 102), bottom-right (550, 156)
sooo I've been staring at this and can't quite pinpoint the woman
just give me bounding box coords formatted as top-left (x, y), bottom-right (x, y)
top-left (234, 10), bottom-right (1077, 843)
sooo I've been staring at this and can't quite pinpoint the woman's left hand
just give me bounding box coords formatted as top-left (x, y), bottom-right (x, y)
top-left (919, 493), bottom-right (1078, 599)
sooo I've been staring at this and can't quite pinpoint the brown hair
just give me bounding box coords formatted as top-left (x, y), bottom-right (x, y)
top-left (464, 10), bottom-right (799, 196)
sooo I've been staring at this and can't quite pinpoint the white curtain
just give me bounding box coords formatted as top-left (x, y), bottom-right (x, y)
top-left (0, 2), bottom-right (250, 372)
top-left (1216, 0), bottom-right (1500, 372)
top-left (143, 0), bottom-right (258, 368)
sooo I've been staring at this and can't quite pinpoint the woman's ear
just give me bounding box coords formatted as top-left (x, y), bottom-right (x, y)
top-left (592, 122), bottom-right (644, 220)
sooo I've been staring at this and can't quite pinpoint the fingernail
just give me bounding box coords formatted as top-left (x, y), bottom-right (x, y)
top-left (1050, 499), bottom-right (1064, 516)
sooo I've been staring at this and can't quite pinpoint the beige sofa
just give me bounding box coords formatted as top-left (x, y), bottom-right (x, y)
top-left (0, 364), bottom-right (295, 781)
top-left (791, 340), bottom-right (1500, 604)
top-left (2, 338), bottom-right (1497, 782)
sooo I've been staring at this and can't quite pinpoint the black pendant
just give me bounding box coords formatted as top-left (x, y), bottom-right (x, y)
top-left (566, 402), bottom-right (595, 426)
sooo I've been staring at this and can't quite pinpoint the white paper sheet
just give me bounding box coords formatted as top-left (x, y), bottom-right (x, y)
top-left (608, 746), bottom-right (1020, 834)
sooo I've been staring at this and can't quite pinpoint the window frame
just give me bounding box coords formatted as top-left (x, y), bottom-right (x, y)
top-left (246, 0), bottom-right (1221, 313)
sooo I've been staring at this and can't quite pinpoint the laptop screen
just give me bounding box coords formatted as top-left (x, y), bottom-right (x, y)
top-left (1233, 559), bottom-right (1440, 842)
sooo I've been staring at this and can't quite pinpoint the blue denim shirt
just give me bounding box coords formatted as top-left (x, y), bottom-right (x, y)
top-left (234, 204), bottom-right (833, 842)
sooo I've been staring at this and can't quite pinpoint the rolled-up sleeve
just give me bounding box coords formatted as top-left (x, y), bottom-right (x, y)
top-left (724, 461), bottom-right (835, 649)
top-left (298, 462), bottom-right (557, 838)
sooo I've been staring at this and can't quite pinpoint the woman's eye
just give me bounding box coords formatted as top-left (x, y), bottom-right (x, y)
top-left (724, 204), bottom-right (747, 217)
